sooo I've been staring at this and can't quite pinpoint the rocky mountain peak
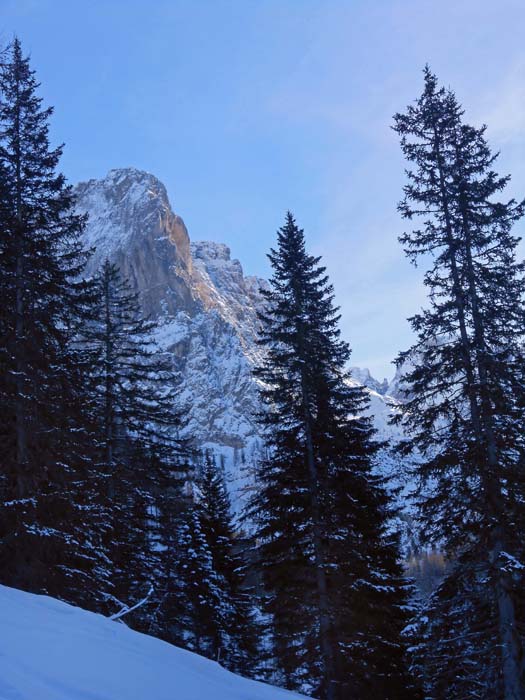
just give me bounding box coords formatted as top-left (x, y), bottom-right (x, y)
top-left (192, 240), bottom-right (233, 263)
top-left (190, 241), bottom-right (267, 358)
top-left (75, 168), bottom-right (194, 317)
top-left (73, 168), bottom-right (402, 509)
top-left (350, 367), bottom-right (389, 395)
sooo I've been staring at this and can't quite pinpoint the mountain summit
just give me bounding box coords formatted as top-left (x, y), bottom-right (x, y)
top-left (74, 168), bottom-right (399, 502)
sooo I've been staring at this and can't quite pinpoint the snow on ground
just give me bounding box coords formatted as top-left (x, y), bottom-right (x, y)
top-left (0, 585), bottom-right (308, 700)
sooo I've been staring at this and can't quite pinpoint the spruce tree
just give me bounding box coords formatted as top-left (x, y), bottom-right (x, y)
top-left (147, 448), bottom-right (191, 642)
top-left (195, 453), bottom-right (258, 674)
top-left (393, 67), bottom-right (525, 699)
top-left (175, 500), bottom-right (227, 658)
top-left (248, 213), bottom-right (416, 699)
top-left (156, 455), bottom-right (259, 671)
top-left (0, 37), bottom-right (108, 607)
top-left (81, 259), bottom-right (187, 620)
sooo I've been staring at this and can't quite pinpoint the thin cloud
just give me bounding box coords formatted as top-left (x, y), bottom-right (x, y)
top-left (473, 58), bottom-right (525, 144)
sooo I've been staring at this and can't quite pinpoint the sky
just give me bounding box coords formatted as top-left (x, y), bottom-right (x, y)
top-left (2, 0), bottom-right (525, 379)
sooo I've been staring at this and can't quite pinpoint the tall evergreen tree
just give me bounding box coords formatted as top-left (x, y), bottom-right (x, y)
top-left (81, 259), bottom-right (187, 620)
top-left (393, 67), bottom-right (525, 699)
top-left (175, 498), bottom-right (228, 657)
top-left (0, 38), bottom-right (108, 607)
top-left (195, 453), bottom-right (259, 674)
top-left (147, 448), bottom-right (191, 642)
top-left (247, 213), bottom-right (416, 700)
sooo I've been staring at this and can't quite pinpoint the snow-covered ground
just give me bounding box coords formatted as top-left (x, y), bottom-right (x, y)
top-left (0, 585), bottom-right (307, 700)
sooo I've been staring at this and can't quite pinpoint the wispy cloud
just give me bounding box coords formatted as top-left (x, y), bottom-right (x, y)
top-left (5, 0), bottom-right (524, 379)
top-left (472, 58), bottom-right (525, 145)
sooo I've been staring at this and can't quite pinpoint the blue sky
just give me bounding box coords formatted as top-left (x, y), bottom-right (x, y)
top-left (3, 0), bottom-right (525, 379)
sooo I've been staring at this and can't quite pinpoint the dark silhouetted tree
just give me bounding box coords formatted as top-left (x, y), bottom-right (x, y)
top-left (393, 67), bottom-right (525, 700)
top-left (248, 213), bottom-right (417, 700)
top-left (196, 453), bottom-right (259, 674)
top-left (82, 259), bottom-right (187, 621)
top-left (0, 37), bottom-right (108, 608)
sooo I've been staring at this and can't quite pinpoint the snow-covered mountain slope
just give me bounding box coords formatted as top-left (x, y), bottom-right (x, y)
top-left (75, 169), bottom-right (266, 484)
top-left (0, 584), bottom-right (307, 700)
top-left (74, 168), bottom-right (402, 499)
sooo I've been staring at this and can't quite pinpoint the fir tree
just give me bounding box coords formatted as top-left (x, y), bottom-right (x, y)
top-left (81, 259), bottom-right (187, 620)
top-left (248, 213), bottom-right (416, 700)
top-left (147, 449), bottom-right (191, 642)
top-left (156, 455), bottom-right (259, 672)
top-left (176, 499), bottom-right (228, 658)
top-left (195, 453), bottom-right (259, 674)
top-left (393, 67), bottom-right (525, 699)
top-left (0, 38), bottom-right (108, 607)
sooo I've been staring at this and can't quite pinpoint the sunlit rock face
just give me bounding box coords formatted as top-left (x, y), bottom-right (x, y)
top-left (77, 168), bottom-right (195, 317)
top-left (74, 168), bottom-right (407, 514)
top-left (74, 169), bottom-right (267, 503)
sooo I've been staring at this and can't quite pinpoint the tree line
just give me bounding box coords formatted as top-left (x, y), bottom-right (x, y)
top-left (1, 38), bottom-right (524, 700)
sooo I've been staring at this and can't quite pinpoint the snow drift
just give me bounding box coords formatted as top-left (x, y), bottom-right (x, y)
top-left (0, 584), bottom-right (307, 700)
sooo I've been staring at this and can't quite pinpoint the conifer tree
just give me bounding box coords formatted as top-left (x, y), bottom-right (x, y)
top-left (195, 453), bottom-right (259, 674)
top-left (175, 500), bottom-right (227, 658)
top-left (0, 38), bottom-right (108, 607)
top-left (147, 449), bottom-right (191, 642)
top-left (81, 259), bottom-right (187, 619)
top-left (156, 455), bottom-right (258, 671)
top-left (393, 67), bottom-right (525, 699)
top-left (248, 213), bottom-right (416, 700)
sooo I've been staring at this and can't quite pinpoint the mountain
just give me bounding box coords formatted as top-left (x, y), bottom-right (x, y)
top-left (74, 168), bottom-right (403, 505)
top-left (0, 584), bottom-right (306, 700)
top-left (350, 367), bottom-right (389, 395)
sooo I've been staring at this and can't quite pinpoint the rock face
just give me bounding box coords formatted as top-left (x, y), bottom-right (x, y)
top-left (74, 168), bottom-right (403, 508)
top-left (77, 168), bottom-right (195, 317)
top-left (350, 367), bottom-right (389, 396)
top-left (75, 169), bottom-right (269, 502)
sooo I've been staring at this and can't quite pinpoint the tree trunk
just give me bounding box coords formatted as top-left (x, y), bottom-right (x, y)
top-left (300, 375), bottom-right (336, 700)
top-left (103, 268), bottom-right (114, 497)
top-left (13, 65), bottom-right (29, 493)
top-left (491, 527), bottom-right (524, 700)
top-left (433, 124), bottom-right (524, 699)
top-left (456, 162), bottom-right (524, 699)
